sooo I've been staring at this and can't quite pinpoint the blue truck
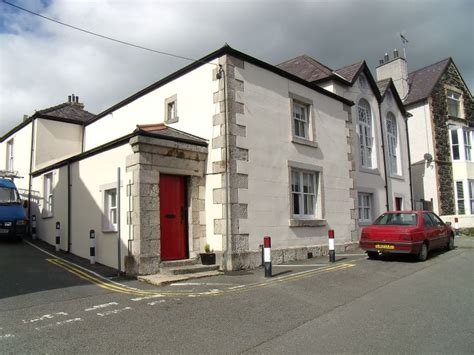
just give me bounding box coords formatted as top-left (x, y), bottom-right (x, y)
top-left (0, 175), bottom-right (28, 242)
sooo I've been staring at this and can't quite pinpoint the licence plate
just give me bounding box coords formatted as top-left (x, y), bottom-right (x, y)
top-left (375, 244), bottom-right (394, 250)
top-left (0, 228), bottom-right (9, 234)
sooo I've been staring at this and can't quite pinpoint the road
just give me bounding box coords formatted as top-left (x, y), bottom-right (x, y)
top-left (1, 238), bottom-right (472, 354)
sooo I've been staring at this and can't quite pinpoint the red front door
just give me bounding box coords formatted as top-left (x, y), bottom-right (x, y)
top-left (159, 174), bottom-right (188, 261)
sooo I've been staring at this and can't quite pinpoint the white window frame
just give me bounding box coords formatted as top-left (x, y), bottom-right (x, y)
top-left (164, 94), bottom-right (178, 124)
top-left (43, 172), bottom-right (53, 218)
top-left (463, 129), bottom-right (472, 161)
top-left (450, 128), bottom-right (460, 161)
top-left (469, 180), bottom-right (474, 215)
top-left (386, 112), bottom-right (399, 175)
top-left (357, 99), bottom-right (374, 169)
top-left (358, 192), bottom-right (372, 223)
top-left (292, 100), bottom-right (310, 140)
top-left (450, 127), bottom-right (473, 161)
top-left (103, 188), bottom-right (118, 232)
top-left (455, 180), bottom-right (465, 215)
top-left (447, 89), bottom-right (462, 118)
top-left (291, 169), bottom-right (318, 220)
top-left (6, 139), bottom-right (14, 172)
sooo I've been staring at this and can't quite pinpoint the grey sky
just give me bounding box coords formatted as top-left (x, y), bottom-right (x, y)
top-left (1, 0), bottom-right (473, 135)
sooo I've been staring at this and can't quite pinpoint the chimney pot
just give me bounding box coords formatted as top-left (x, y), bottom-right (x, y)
top-left (394, 49), bottom-right (399, 58)
top-left (76, 96), bottom-right (79, 103)
top-left (68, 95), bottom-right (71, 102)
top-left (384, 53), bottom-right (389, 63)
top-left (379, 59), bottom-right (384, 65)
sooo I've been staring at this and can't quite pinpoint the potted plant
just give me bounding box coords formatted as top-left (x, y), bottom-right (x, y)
top-left (200, 243), bottom-right (216, 265)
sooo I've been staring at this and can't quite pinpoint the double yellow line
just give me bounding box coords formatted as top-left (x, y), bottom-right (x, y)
top-left (47, 257), bottom-right (356, 298)
top-left (47, 258), bottom-right (159, 297)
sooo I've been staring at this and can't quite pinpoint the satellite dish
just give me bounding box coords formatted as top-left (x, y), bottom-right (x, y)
top-left (424, 153), bottom-right (433, 162)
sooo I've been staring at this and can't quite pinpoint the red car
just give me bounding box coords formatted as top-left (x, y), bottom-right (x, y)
top-left (359, 211), bottom-right (455, 261)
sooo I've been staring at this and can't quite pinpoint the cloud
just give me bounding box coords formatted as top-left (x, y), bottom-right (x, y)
top-left (1, 0), bottom-right (472, 135)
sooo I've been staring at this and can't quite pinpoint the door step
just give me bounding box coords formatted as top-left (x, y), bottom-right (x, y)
top-left (160, 258), bottom-right (199, 268)
top-left (160, 263), bottom-right (219, 275)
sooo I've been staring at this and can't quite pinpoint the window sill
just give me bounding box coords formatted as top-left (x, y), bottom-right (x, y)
top-left (42, 213), bottom-right (54, 219)
top-left (359, 221), bottom-right (372, 226)
top-left (165, 116), bottom-right (179, 124)
top-left (359, 167), bottom-right (380, 175)
top-left (447, 115), bottom-right (465, 121)
top-left (102, 229), bottom-right (118, 234)
top-left (389, 174), bottom-right (405, 181)
top-left (291, 137), bottom-right (318, 148)
top-left (289, 219), bottom-right (326, 227)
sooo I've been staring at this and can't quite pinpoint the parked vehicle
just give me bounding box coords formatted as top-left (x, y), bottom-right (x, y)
top-left (359, 211), bottom-right (454, 261)
top-left (0, 173), bottom-right (28, 242)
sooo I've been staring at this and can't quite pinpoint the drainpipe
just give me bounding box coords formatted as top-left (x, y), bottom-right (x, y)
top-left (219, 62), bottom-right (231, 271)
top-left (378, 103), bottom-right (390, 211)
top-left (27, 119), bottom-right (36, 225)
top-left (67, 162), bottom-right (71, 252)
top-left (404, 115), bottom-right (414, 209)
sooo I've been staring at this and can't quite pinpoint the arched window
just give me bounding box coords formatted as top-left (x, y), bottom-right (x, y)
top-left (357, 99), bottom-right (373, 168)
top-left (386, 112), bottom-right (398, 174)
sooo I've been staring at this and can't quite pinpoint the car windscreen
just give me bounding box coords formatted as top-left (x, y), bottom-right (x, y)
top-left (373, 213), bottom-right (418, 226)
top-left (0, 187), bottom-right (20, 203)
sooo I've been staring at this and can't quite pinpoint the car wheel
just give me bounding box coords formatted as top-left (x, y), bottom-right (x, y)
top-left (417, 242), bottom-right (428, 262)
top-left (446, 234), bottom-right (455, 251)
top-left (367, 251), bottom-right (379, 260)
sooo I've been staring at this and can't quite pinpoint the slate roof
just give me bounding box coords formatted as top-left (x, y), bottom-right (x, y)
top-left (276, 55), bottom-right (334, 82)
top-left (405, 58), bottom-right (451, 106)
top-left (1, 99), bottom-right (96, 142)
top-left (376, 78), bottom-right (391, 96)
top-left (136, 123), bottom-right (208, 146)
top-left (334, 61), bottom-right (364, 83)
top-left (36, 102), bottom-right (95, 123)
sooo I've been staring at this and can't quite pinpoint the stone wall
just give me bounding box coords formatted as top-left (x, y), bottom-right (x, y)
top-left (124, 135), bottom-right (207, 275)
top-left (212, 55), bottom-right (250, 270)
top-left (430, 62), bottom-right (474, 215)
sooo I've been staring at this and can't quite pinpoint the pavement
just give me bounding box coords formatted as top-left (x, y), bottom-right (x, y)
top-left (24, 234), bottom-right (473, 290)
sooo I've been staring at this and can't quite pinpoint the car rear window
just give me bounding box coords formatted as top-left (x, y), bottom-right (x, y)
top-left (373, 213), bottom-right (418, 226)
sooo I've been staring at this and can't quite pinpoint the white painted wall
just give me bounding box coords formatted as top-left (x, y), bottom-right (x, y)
top-left (69, 144), bottom-right (132, 270)
top-left (380, 88), bottom-right (411, 210)
top-left (407, 101), bottom-right (439, 213)
top-left (0, 122), bottom-right (33, 197)
top-left (84, 59), bottom-right (220, 150)
top-left (34, 118), bottom-right (83, 171)
top-left (31, 166), bottom-right (69, 247)
top-left (342, 75), bottom-right (387, 223)
top-left (234, 61), bottom-right (354, 250)
top-left (32, 144), bottom-right (133, 270)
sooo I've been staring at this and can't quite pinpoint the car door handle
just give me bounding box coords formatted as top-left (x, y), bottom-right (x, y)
top-left (165, 214), bottom-right (176, 219)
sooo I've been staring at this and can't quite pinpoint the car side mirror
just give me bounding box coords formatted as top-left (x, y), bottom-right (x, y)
top-left (446, 221), bottom-right (452, 226)
top-left (23, 200), bottom-right (28, 208)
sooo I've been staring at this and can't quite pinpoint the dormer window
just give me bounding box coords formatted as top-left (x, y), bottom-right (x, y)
top-left (447, 90), bottom-right (462, 118)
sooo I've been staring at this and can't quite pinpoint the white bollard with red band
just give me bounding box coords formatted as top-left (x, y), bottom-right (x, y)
top-left (55, 222), bottom-right (60, 252)
top-left (328, 229), bottom-right (335, 263)
top-left (263, 236), bottom-right (272, 278)
top-left (90, 229), bottom-right (96, 265)
top-left (31, 215), bottom-right (37, 240)
top-left (454, 217), bottom-right (460, 237)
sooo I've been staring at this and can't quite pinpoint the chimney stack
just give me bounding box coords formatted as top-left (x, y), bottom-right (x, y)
top-left (376, 50), bottom-right (409, 100)
top-left (68, 95), bottom-right (72, 103)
